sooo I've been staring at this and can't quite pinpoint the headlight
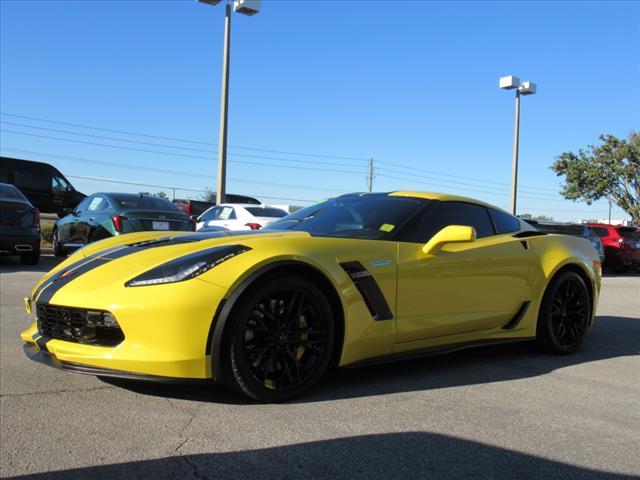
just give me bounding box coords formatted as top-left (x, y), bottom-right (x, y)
top-left (125, 245), bottom-right (250, 287)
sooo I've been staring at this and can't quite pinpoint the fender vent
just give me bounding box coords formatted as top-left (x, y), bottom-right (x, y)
top-left (340, 261), bottom-right (393, 321)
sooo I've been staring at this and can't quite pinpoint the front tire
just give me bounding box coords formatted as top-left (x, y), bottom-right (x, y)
top-left (536, 271), bottom-right (591, 355)
top-left (224, 276), bottom-right (335, 402)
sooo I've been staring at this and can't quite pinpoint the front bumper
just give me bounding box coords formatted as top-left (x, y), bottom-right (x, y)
top-left (21, 276), bottom-right (228, 380)
top-left (23, 342), bottom-right (206, 383)
top-left (0, 232), bottom-right (39, 254)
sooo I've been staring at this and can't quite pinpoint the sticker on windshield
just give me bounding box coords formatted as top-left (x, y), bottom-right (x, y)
top-left (379, 223), bottom-right (395, 232)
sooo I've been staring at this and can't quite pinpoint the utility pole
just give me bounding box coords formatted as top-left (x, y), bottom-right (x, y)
top-left (198, 0), bottom-right (261, 206)
top-left (367, 158), bottom-right (374, 192)
top-left (215, 2), bottom-right (232, 206)
top-left (499, 75), bottom-right (537, 215)
top-left (608, 198), bottom-right (612, 224)
top-left (510, 90), bottom-right (520, 215)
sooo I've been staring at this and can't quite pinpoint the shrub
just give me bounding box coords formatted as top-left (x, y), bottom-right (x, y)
top-left (41, 222), bottom-right (54, 243)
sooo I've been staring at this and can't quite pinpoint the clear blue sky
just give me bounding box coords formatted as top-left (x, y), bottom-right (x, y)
top-left (1, 0), bottom-right (638, 221)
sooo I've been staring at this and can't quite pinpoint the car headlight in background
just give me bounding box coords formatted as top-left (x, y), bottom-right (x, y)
top-left (126, 245), bottom-right (250, 287)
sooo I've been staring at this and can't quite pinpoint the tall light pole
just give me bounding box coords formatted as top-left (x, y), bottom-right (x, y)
top-left (198, 0), bottom-right (260, 205)
top-left (499, 75), bottom-right (537, 215)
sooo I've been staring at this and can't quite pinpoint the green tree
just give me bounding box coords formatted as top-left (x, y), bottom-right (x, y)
top-left (551, 132), bottom-right (640, 225)
top-left (200, 187), bottom-right (216, 202)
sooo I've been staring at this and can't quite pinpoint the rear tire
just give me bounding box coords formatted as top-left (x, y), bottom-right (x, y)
top-left (52, 228), bottom-right (67, 258)
top-left (536, 271), bottom-right (591, 355)
top-left (223, 276), bottom-right (335, 402)
top-left (20, 248), bottom-right (40, 266)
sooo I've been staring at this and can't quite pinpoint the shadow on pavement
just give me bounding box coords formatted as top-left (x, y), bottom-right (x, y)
top-left (0, 255), bottom-right (61, 274)
top-left (100, 315), bottom-right (639, 405)
top-left (8, 432), bottom-right (635, 480)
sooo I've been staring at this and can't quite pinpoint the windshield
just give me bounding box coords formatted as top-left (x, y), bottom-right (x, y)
top-left (0, 183), bottom-right (27, 202)
top-left (265, 194), bottom-right (425, 240)
top-left (617, 227), bottom-right (640, 239)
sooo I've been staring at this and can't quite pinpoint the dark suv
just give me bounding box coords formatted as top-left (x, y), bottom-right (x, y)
top-left (0, 157), bottom-right (85, 216)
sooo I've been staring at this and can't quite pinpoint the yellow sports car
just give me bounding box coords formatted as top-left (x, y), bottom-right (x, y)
top-left (21, 191), bottom-right (601, 402)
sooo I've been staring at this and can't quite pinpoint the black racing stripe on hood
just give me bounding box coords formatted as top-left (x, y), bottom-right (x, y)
top-left (37, 257), bottom-right (113, 304)
top-left (32, 245), bottom-right (128, 301)
top-left (34, 232), bottom-right (264, 304)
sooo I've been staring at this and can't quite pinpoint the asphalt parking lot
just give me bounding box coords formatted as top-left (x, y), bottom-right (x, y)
top-left (1, 255), bottom-right (638, 480)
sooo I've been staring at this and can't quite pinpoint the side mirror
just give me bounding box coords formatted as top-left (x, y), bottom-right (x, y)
top-left (190, 215), bottom-right (199, 222)
top-left (422, 225), bottom-right (477, 255)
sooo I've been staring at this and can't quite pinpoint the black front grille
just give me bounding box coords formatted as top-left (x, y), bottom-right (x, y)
top-left (36, 304), bottom-right (124, 346)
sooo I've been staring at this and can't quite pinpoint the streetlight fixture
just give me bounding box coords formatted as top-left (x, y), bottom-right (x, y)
top-left (198, 0), bottom-right (260, 205)
top-left (499, 75), bottom-right (537, 215)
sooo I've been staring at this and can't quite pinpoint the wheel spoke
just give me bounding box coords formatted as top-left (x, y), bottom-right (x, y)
top-left (240, 285), bottom-right (330, 392)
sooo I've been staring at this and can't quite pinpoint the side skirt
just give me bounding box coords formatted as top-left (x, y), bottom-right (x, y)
top-left (342, 337), bottom-right (534, 370)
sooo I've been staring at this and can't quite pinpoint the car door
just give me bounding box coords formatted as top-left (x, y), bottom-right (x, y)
top-left (78, 195), bottom-right (111, 244)
top-left (64, 195), bottom-right (93, 245)
top-left (214, 206), bottom-right (237, 229)
top-left (395, 201), bottom-right (535, 344)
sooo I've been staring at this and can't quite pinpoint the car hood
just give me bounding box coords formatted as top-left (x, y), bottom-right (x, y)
top-left (32, 230), bottom-right (312, 298)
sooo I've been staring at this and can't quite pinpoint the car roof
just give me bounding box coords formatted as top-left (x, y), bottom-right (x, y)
top-left (388, 190), bottom-right (499, 209)
top-left (217, 203), bottom-right (266, 208)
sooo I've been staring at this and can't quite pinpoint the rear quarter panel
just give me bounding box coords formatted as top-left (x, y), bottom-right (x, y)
top-left (528, 234), bottom-right (601, 321)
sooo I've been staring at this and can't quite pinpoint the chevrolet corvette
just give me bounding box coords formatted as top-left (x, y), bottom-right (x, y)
top-left (21, 191), bottom-right (601, 402)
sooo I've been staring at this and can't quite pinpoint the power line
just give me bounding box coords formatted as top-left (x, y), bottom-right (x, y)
top-left (377, 165), bottom-right (562, 199)
top-left (0, 121), bottom-right (368, 168)
top-left (376, 159), bottom-right (560, 193)
top-left (0, 112), bottom-right (370, 162)
top-left (376, 172), bottom-right (602, 205)
top-left (0, 147), bottom-right (350, 194)
top-left (1, 112), bottom-right (587, 200)
top-left (0, 130), bottom-right (366, 175)
top-left (65, 175), bottom-right (317, 203)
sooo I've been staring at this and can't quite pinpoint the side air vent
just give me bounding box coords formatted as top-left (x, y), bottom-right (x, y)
top-left (513, 231), bottom-right (547, 238)
top-left (340, 261), bottom-right (393, 321)
top-left (502, 301), bottom-right (530, 330)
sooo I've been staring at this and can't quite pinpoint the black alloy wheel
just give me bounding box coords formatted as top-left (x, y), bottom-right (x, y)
top-left (537, 271), bottom-right (591, 355)
top-left (226, 276), bottom-right (335, 402)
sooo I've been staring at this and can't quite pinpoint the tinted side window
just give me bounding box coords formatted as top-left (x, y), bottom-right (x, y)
top-left (52, 174), bottom-right (70, 193)
top-left (591, 227), bottom-right (609, 238)
top-left (14, 169), bottom-right (50, 191)
top-left (217, 207), bottom-right (236, 220)
top-left (75, 196), bottom-right (92, 214)
top-left (489, 208), bottom-right (521, 234)
top-left (87, 196), bottom-right (109, 212)
top-left (416, 201), bottom-right (495, 243)
top-left (199, 207), bottom-right (221, 222)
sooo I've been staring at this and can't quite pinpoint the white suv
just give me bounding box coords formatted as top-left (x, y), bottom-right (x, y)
top-left (196, 204), bottom-right (289, 231)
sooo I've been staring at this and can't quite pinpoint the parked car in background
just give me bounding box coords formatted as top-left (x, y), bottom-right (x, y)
top-left (523, 219), bottom-right (605, 262)
top-left (587, 223), bottom-right (640, 273)
top-left (53, 193), bottom-right (194, 257)
top-left (197, 204), bottom-right (288, 231)
top-left (0, 157), bottom-right (85, 216)
top-left (0, 183), bottom-right (40, 265)
top-left (173, 194), bottom-right (261, 218)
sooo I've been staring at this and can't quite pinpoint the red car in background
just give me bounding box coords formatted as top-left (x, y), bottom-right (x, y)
top-left (587, 223), bottom-right (640, 273)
